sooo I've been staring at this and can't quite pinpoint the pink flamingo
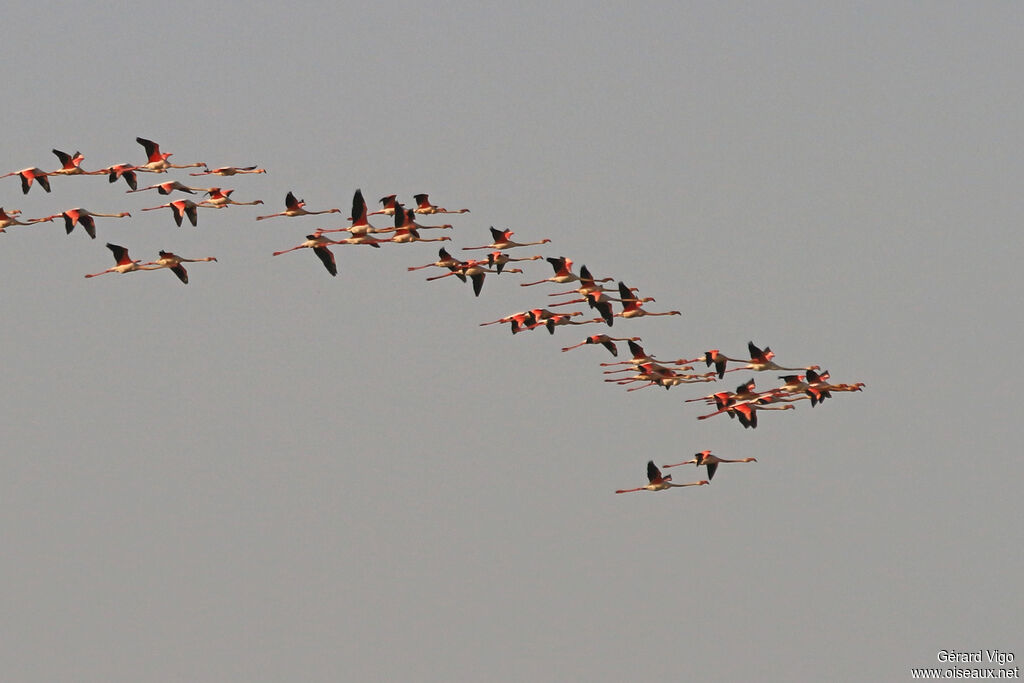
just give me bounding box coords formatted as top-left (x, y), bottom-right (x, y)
top-left (1, 167), bottom-right (51, 194)
top-left (100, 163), bottom-right (139, 191)
top-left (84, 243), bottom-right (145, 278)
top-left (272, 232), bottom-right (345, 276)
top-left (560, 334), bottom-right (641, 357)
top-left (140, 199), bottom-right (205, 227)
top-left (407, 247), bottom-right (468, 281)
top-left (49, 149), bottom-right (106, 177)
top-left (611, 281), bottom-right (680, 320)
top-left (615, 461), bottom-right (709, 494)
top-left (663, 450), bottom-right (757, 481)
top-left (135, 137), bottom-right (205, 173)
top-left (369, 194), bottom-right (400, 216)
top-left (127, 179), bottom-right (206, 195)
top-left (189, 165), bottom-right (266, 176)
top-left (44, 208), bottom-right (131, 239)
top-left (256, 191), bottom-right (341, 220)
top-left (462, 226), bottom-right (551, 251)
top-left (412, 193), bottom-right (469, 214)
top-left (140, 250), bottom-right (218, 284)
top-left (198, 188), bottom-right (264, 208)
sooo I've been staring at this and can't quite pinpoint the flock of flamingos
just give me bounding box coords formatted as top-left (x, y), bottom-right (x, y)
top-left (2, 137), bottom-right (865, 495)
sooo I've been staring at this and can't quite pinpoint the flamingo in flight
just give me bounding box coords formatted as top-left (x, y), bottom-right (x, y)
top-left (462, 226), bottom-right (551, 251)
top-left (135, 137), bottom-right (205, 173)
top-left (256, 191), bottom-right (341, 220)
top-left (102, 163), bottom-right (139, 190)
top-left (84, 243), bottom-right (145, 278)
top-left (140, 251), bottom-right (218, 284)
top-left (381, 208), bottom-right (452, 245)
top-left (272, 232), bottom-right (346, 276)
top-left (49, 149), bottom-right (106, 177)
top-left (486, 251), bottom-right (542, 274)
top-left (663, 450), bottom-right (757, 481)
top-left (612, 281), bottom-right (680, 320)
top-left (127, 179), bottom-right (207, 195)
top-left (425, 259), bottom-right (522, 297)
top-left (141, 199), bottom-right (205, 227)
top-left (369, 194), bottom-right (399, 216)
top-left (189, 165), bottom-right (266, 176)
top-left (547, 265), bottom-right (621, 298)
top-left (531, 311), bottom-right (604, 335)
top-left (520, 257), bottom-right (608, 288)
top-left (600, 339), bottom-right (699, 370)
top-left (480, 310), bottom-right (539, 333)
top-left (615, 461), bottom-right (709, 494)
top-left (0, 208), bottom-right (52, 233)
top-left (198, 188), bottom-right (264, 208)
top-left (560, 334), bottom-right (642, 357)
top-left (1, 167), bottom-right (51, 194)
top-left (704, 342), bottom-right (819, 379)
top-left (407, 247), bottom-right (468, 281)
top-left (802, 369), bottom-right (866, 406)
top-left (412, 193), bottom-right (469, 214)
top-left (44, 208), bottom-right (131, 239)
top-left (317, 189), bottom-right (387, 236)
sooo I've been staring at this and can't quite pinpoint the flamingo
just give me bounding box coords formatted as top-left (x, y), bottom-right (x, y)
top-left (43, 208), bottom-right (131, 239)
top-left (486, 251), bottom-right (542, 274)
top-left (49, 149), bottom-right (105, 177)
top-left (480, 310), bottom-right (539, 332)
top-left (803, 369), bottom-right (865, 406)
top-left (520, 257), bottom-right (606, 288)
top-left (379, 208), bottom-right (452, 244)
top-left (425, 259), bottom-right (522, 297)
top-left (139, 251), bottom-right (218, 284)
top-left (256, 191), bottom-right (341, 220)
top-left (605, 361), bottom-right (709, 391)
top-left (541, 313), bottom-right (603, 334)
top-left (705, 342), bottom-right (818, 379)
top-left (2, 167), bottom-right (51, 194)
top-left (127, 179), bottom-right (207, 195)
top-left (462, 226), bottom-right (551, 251)
top-left (412, 193), bottom-right (469, 214)
top-left (560, 334), bottom-right (641, 357)
top-left (615, 461), bottom-right (709, 494)
top-left (663, 450), bottom-right (757, 481)
top-left (84, 243), bottom-right (145, 278)
top-left (272, 232), bottom-right (346, 276)
top-left (547, 265), bottom-right (622, 298)
top-left (135, 137), bottom-right (205, 173)
top-left (0, 208), bottom-right (52, 232)
top-left (406, 210), bottom-right (454, 232)
top-left (189, 165), bottom-right (266, 176)
top-left (316, 189), bottom-right (387, 236)
top-left (407, 247), bottom-right (468, 281)
top-left (140, 199), bottom-right (204, 227)
top-left (101, 163), bottom-right (139, 191)
top-left (198, 188), bottom-right (264, 208)
top-left (612, 281), bottom-right (680, 319)
top-left (600, 340), bottom-right (699, 371)
top-left (369, 194), bottom-right (399, 216)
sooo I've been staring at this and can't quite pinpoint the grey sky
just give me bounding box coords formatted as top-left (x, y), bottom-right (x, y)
top-left (1, 3), bottom-right (1020, 681)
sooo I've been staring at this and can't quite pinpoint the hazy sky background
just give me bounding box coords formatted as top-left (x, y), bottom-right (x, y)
top-left (1, 3), bottom-right (1020, 681)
